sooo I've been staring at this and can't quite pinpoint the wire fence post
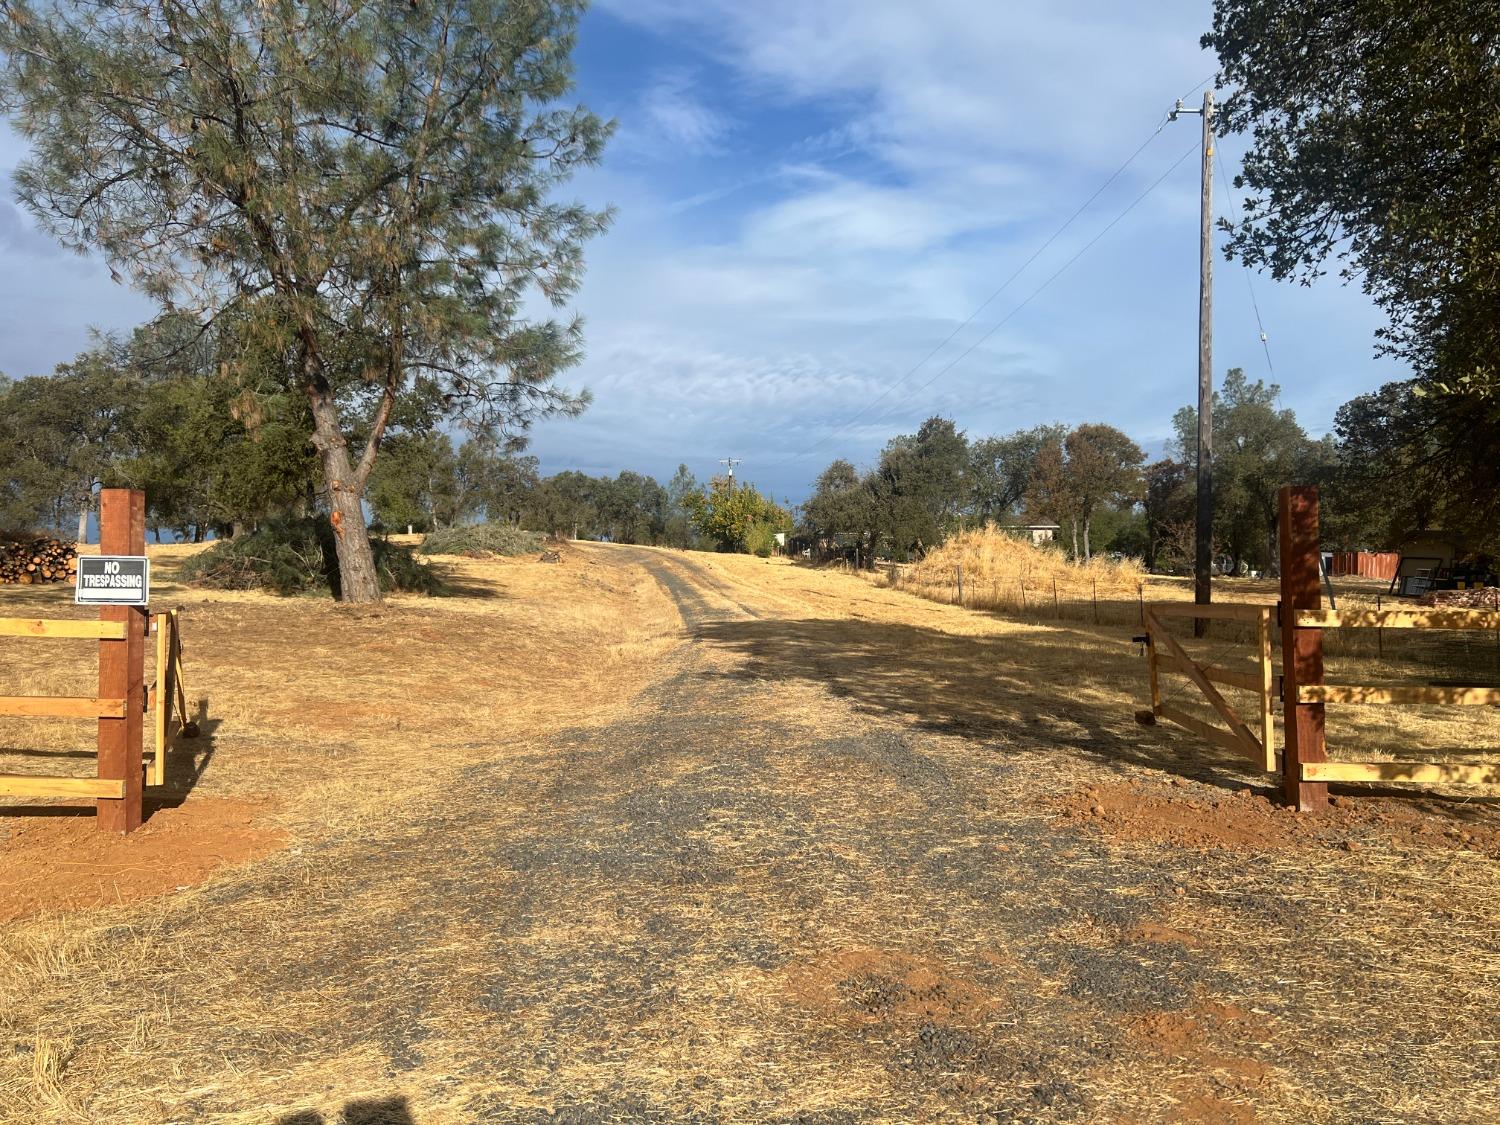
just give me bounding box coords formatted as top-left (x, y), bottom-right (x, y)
top-left (1376, 593), bottom-right (1383, 659)
top-left (956, 564), bottom-right (964, 606)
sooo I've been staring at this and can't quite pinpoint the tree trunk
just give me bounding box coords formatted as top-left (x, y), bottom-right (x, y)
top-left (1083, 516), bottom-right (1092, 562)
top-left (305, 384), bottom-right (381, 603)
top-left (77, 507), bottom-right (88, 545)
top-left (1070, 517), bottom-right (1079, 561)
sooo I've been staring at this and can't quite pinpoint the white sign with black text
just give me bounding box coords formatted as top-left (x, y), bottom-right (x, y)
top-left (75, 556), bottom-right (150, 606)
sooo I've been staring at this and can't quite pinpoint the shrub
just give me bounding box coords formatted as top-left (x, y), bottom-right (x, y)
top-left (744, 520), bottom-right (778, 558)
top-left (418, 522), bottom-right (542, 558)
top-left (180, 518), bottom-right (443, 596)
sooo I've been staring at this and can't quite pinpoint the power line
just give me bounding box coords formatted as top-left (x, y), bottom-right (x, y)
top-left (826, 137), bottom-right (1202, 445)
top-left (799, 111), bottom-right (1181, 461)
top-left (1214, 145), bottom-right (1276, 381)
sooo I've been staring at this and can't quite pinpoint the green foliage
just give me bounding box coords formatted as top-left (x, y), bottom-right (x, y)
top-left (470, 449), bottom-right (540, 527)
top-left (1023, 424), bottom-right (1144, 561)
top-left (1206, 0), bottom-right (1500, 396)
top-left (418, 522), bottom-right (543, 558)
top-left (1172, 369), bottom-right (1330, 570)
top-left (1143, 458), bottom-right (1194, 572)
top-left (599, 470), bottom-right (667, 545)
top-left (968, 424), bottom-right (1067, 522)
top-left (684, 477), bottom-right (790, 554)
top-left (1329, 381), bottom-right (1500, 556)
top-left (367, 432), bottom-right (464, 533)
top-left (661, 463), bottom-right (701, 549)
top-left (744, 521), bottom-right (779, 558)
top-left (802, 458), bottom-right (875, 556)
top-left (0, 349), bottom-right (140, 532)
top-left (180, 520), bottom-right (441, 597)
top-left (0, 0), bottom-right (610, 600)
top-left (126, 361), bottom-right (318, 538)
top-left (870, 416), bottom-right (971, 558)
top-left (529, 470), bottom-right (601, 540)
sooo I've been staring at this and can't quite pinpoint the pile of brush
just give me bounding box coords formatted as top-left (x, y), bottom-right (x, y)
top-left (890, 525), bottom-right (1147, 624)
top-left (0, 536), bottom-right (78, 585)
top-left (1420, 587), bottom-right (1500, 610)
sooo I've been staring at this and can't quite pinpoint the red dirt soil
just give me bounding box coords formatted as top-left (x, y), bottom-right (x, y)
top-left (0, 797), bottom-right (286, 925)
top-left (1054, 780), bottom-right (1500, 855)
top-left (782, 948), bottom-right (1002, 1028)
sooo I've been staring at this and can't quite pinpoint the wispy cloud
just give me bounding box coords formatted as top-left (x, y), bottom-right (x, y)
top-left (616, 69), bottom-right (733, 161)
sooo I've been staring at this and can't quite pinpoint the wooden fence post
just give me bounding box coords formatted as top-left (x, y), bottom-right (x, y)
top-left (97, 488), bottom-right (146, 833)
top-left (1278, 485), bottom-right (1329, 811)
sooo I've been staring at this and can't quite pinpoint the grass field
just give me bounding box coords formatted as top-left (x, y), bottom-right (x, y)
top-left (1, 543), bottom-right (1496, 1122)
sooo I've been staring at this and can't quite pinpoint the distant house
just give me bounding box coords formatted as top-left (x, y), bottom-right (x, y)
top-left (998, 523), bottom-right (1060, 546)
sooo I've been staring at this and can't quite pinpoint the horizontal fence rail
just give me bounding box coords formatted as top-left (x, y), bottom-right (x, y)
top-left (0, 617), bottom-right (127, 640)
top-left (1294, 608), bottom-right (1500, 631)
top-left (1299, 684), bottom-right (1500, 706)
top-left (0, 775), bottom-right (127, 799)
top-left (0, 696), bottom-right (127, 719)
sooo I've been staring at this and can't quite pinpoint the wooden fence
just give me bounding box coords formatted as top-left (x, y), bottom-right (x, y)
top-left (0, 489), bottom-right (192, 833)
top-left (1140, 486), bottom-right (1499, 809)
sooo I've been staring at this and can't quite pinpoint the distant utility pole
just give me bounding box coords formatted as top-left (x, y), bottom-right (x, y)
top-left (1171, 89), bottom-right (1214, 636)
top-left (718, 457), bottom-right (743, 486)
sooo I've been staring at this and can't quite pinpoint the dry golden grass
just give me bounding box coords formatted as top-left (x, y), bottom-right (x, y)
top-left (0, 540), bottom-right (1495, 1121)
top-left (892, 526), bottom-right (1147, 624)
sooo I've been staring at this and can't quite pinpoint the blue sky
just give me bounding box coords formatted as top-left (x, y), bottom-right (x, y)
top-left (0, 1), bottom-right (1406, 505)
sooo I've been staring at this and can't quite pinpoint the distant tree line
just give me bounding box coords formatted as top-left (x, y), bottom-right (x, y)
top-left (0, 326), bottom-right (793, 557)
top-left (801, 417), bottom-right (1148, 567)
top-left (801, 366), bottom-right (1477, 575)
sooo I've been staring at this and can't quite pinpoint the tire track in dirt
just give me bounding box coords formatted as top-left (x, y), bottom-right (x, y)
top-left (611, 547), bottom-right (764, 629)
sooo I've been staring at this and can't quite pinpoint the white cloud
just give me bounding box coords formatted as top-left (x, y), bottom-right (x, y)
top-left (615, 69), bottom-right (733, 161)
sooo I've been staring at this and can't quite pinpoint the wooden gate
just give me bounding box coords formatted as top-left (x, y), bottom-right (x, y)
top-left (1142, 602), bottom-right (1277, 773)
top-left (150, 608), bottom-right (190, 787)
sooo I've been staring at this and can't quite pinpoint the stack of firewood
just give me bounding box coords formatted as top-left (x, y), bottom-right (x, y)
top-left (0, 537), bottom-right (79, 585)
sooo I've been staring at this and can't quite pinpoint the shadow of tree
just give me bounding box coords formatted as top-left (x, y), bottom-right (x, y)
top-left (694, 615), bottom-right (1267, 793)
top-left (696, 614), bottom-right (1500, 814)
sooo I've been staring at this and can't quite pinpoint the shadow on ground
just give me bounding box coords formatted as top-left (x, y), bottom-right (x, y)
top-left (0, 696), bottom-right (220, 823)
top-left (697, 614), bottom-right (1499, 819)
top-left (693, 614), bottom-right (1266, 793)
top-left (278, 1095), bottom-right (414, 1124)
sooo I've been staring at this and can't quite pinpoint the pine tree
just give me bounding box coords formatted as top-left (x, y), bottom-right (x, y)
top-left (0, 0), bottom-right (610, 600)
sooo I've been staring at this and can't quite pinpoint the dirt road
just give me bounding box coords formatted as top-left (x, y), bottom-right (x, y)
top-left (2, 545), bottom-right (1497, 1123)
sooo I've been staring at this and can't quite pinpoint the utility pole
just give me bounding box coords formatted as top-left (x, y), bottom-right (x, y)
top-left (718, 457), bottom-right (743, 486)
top-left (1171, 90), bottom-right (1214, 636)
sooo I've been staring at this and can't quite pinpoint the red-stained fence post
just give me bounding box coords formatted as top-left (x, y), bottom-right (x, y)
top-left (1278, 485), bottom-right (1329, 811)
top-left (96, 488), bottom-right (147, 833)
